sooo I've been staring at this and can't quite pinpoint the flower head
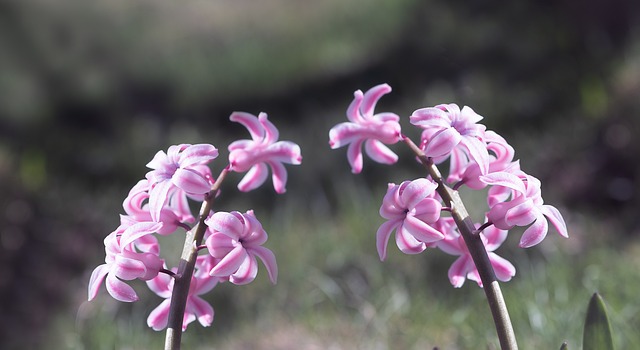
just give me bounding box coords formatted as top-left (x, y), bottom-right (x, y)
top-left (88, 222), bottom-right (163, 302)
top-left (329, 83), bottom-right (402, 173)
top-left (146, 144), bottom-right (217, 221)
top-left (411, 104), bottom-right (489, 175)
top-left (204, 210), bottom-right (277, 285)
top-left (437, 223), bottom-right (515, 288)
top-left (228, 112), bottom-right (302, 193)
top-left (376, 178), bottom-right (445, 260)
top-left (481, 170), bottom-right (569, 248)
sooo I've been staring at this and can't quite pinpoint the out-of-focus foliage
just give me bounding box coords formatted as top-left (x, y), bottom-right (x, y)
top-left (1, 0), bottom-right (640, 348)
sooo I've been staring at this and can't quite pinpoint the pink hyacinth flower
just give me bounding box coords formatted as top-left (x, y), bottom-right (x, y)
top-left (437, 224), bottom-right (515, 288)
top-left (228, 112), bottom-right (302, 194)
top-left (205, 210), bottom-right (278, 285)
top-left (410, 103), bottom-right (489, 175)
top-left (88, 222), bottom-right (163, 302)
top-left (449, 131), bottom-right (518, 189)
top-left (329, 83), bottom-right (402, 173)
top-left (146, 263), bottom-right (218, 331)
top-left (121, 179), bottom-right (194, 235)
top-left (146, 144), bottom-right (218, 221)
top-left (481, 171), bottom-right (569, 248)
top-left (376, 178), bottom-right (445, 260)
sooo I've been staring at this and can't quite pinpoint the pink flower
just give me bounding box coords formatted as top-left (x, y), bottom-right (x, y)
top-left (204, 210), bottom-right (277, 285)
top-left (437, 224), bottom-right (515, 288)
top-left (88, 222), bottom-right (163, 302)
top-left (228, 112), bottom-right (302, 193)
top-left (145, 144), bottom-right (217, 221)
top-left (121, 179), bottom-right (194, 235)
top-left (376, 178), bottom-right (445, 260)
top-left (329, 83), bottom-right (402, 173)
top-left (146, 262), bottom-right (218, 331)
top-left (448, 131), bottom-right (518, 189)
top-left (481, 170), bottom-right (569, 248)
top-left (410, 103), bottom-right (489, 175)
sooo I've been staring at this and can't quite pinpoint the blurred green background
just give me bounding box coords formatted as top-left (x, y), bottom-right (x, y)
top-left (1, 0), bottom-right (640, 348)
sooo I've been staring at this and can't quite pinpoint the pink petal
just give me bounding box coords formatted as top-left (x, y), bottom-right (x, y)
top-left (237, 163), bottom-right (269, 192)
top-left (178, 144), bottom-right (218, 168)
top-left (190, 296), bottom-right (214, 327)
top-left (228, 139), bottom-right (253, 151)
top-left (121, 222), bottom-right (163, 248)
top-left (402, 216), bottom-right (445, 243)
top-left (412, 198), bottom-right (442, 223)
top-left (401, 178), bottom-right (438, 209)
top-left (172, 168), bottom-right (211, 194)
top-left (329, 122), bottom-right (363, 149)
top-left (148, 180), bottom-right (173, 222)
top-left (145, 150), bottom-right (169, 170)
top-left (88, 264), bottom-right (110, 301)
top-left (448, 256), bottom-right (474, 288)
top-left (146, 272), bottom-right (173, 298)
top-left (424, 127), bottom-right (461, 158)
top-left (488, 253), bottom-right (516, 282)
top-left (376, 220), bottom-right (400, 260)
top-left (105, 274), bottom-right (139, 302)
top-left (395, 226), bottom-right (427, 255)
top-left (519, 214), bottom-right (549, 248)
top-left (258, 113), bottom-right (279, 144)
top-left (482, 226), bottom-right (508, 251)
top-left (269, 161), bottom-right (288, 194)
top-left (504, 200), bottom-right (537, 227)
top-left (541, 205), bottom-right (569, 238)
top-left (360, 83), bottom-right (391, 117)
top-left (460, 136), bottom-right (490, 175)
top-left (113, 255), bottom-right (147, 280)
top-left (230, 112), bottom-right (264, 141)
top-left (347, 140), bottom-right (364, 174)
top-left (207, 212), bottom-right (244, 238)
top-left (480, 172), bottom-right (526, 195)
top-left (268, 141), bottom-right (302, 164)
top-left (205, 233), bottom-right (236, 257)
top-left (250, 246), bottom-right (278, 284)
top-left (410, 107), bottom-right (452, 128)
top-left (229, 254), bottom-right (258, 285)
top-left (346, 90), bottom-right (364, 123)
top-left (147, 299), bottom-right (171, 331)
top-left (364, 139), bottom-right (398, 165)
top-left (209, 245), bottom-right (248, 277)
top-left (436, 236), bottom-right (464, 255)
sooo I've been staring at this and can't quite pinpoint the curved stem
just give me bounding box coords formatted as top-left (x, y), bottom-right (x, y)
top-left (164, 167), bottom-right (229, 350)
top-left (403, 137), bottom-right (518, 350)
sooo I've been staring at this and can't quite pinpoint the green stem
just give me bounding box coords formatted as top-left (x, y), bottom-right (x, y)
top-left (164, 167), bottom-right (229, 350)
top-left (403, 136), bottom-right (518, 350)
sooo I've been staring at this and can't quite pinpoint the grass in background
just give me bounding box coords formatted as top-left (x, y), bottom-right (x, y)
top-left (49, 181), bottom-right (640, 349)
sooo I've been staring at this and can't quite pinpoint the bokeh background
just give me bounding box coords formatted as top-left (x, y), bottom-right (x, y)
top-left (2, 0), bottom-right (640, 348)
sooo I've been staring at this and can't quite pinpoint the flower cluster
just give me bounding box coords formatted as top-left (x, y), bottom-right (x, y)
top-left (329, 84), bottom-right (568, 287)
top-left (88, 112), bottom-right (301, 331)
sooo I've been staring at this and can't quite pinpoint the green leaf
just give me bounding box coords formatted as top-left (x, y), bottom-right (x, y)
top-left (583, 293), bottom-right (614, 350)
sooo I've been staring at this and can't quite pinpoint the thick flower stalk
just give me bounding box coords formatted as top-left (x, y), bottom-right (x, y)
top-left (328, 83), bottom-right (403, 173)
top-left (228, 112), bottom-right (302, 193)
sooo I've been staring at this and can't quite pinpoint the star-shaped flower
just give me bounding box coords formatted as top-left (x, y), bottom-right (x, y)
top-left (204, 210), bottom-right (277, 285)
top-left (228, 112), bottom-right (302, 193)
top-left (329, 83), bottom-right (402, 173)
top-left (376, 178), bottom-right (445, 260)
